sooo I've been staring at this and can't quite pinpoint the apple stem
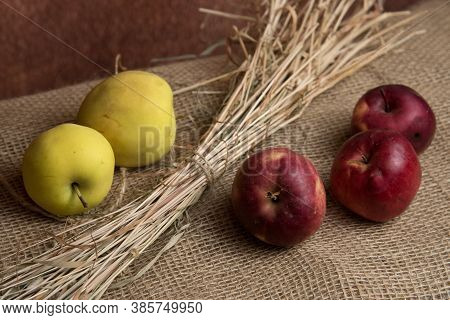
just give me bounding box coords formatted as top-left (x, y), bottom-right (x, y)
top-left (380, 88), bottom-right (391, 112)
top-left (72, 183), bottom-right (88, 209)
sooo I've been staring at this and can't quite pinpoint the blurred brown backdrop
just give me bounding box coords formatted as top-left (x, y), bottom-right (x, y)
top-left (0, 0), bottom-right (416, 100)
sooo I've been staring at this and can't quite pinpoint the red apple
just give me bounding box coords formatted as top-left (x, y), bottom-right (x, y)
top-left (351, 84), bottom-right (436, 154)
top-left (330, 130), bottom-right (421, 222)
top-left (231, 147), bottom-right (326, 247)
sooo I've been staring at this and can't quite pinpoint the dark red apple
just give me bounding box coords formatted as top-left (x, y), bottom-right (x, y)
top-left (351, 84), bottom-right (436, 154)
top-left (231, 147), bottom-right (326, 247)
top-left (330, 130), bottom-right (421, 222)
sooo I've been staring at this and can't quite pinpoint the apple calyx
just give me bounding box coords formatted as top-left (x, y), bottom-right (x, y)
top-left (360, 154), bottom-right (370, 164)
top-left (266, 190), bottom-right (281, 202)
top-left (71, 182), bottom-right (88, 209)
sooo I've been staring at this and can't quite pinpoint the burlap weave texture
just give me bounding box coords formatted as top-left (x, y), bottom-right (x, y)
top-left (0, 0), bottom-right (448, 299)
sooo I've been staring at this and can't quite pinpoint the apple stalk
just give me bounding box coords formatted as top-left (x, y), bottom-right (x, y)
top-left (72, 183), bottom-right (88, 209)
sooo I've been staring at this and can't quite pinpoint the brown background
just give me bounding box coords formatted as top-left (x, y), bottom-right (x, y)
top-left (1, 0), bottom-right (416, 100)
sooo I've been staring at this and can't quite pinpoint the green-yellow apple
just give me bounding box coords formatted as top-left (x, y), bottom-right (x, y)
top-left (77, 71), bottom-right (176, 167)
top-left (22, 123), bottom-right (115, 217)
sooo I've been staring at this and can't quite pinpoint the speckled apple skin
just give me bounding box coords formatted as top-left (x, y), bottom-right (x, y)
top-left (330, 130), bottom-right (421, 222)
top-left (351, 84), bottom-right (436, 154)
top-left (231, 147), bottom-right (326, 247)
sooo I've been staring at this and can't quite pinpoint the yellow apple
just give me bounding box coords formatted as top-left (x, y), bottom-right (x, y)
top-left (77, 71), bottom-right (176, 167)
top-left (22, 123), bottom-right (115, 217)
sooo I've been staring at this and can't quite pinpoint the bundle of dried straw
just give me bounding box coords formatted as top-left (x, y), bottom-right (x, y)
top-left (0, 0), bottom-right (424, 299)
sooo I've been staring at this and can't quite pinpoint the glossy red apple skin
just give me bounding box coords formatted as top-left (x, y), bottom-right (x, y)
top-left (231, 147), bottom-right (326, 247)
top-left (351, 84), bottom-right (436, 154)
top-left (330, 130), bottom-right (421, 222)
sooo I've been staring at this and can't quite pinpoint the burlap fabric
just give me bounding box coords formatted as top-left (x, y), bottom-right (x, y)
top-left (0, 0), bottom-right (448, 299)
